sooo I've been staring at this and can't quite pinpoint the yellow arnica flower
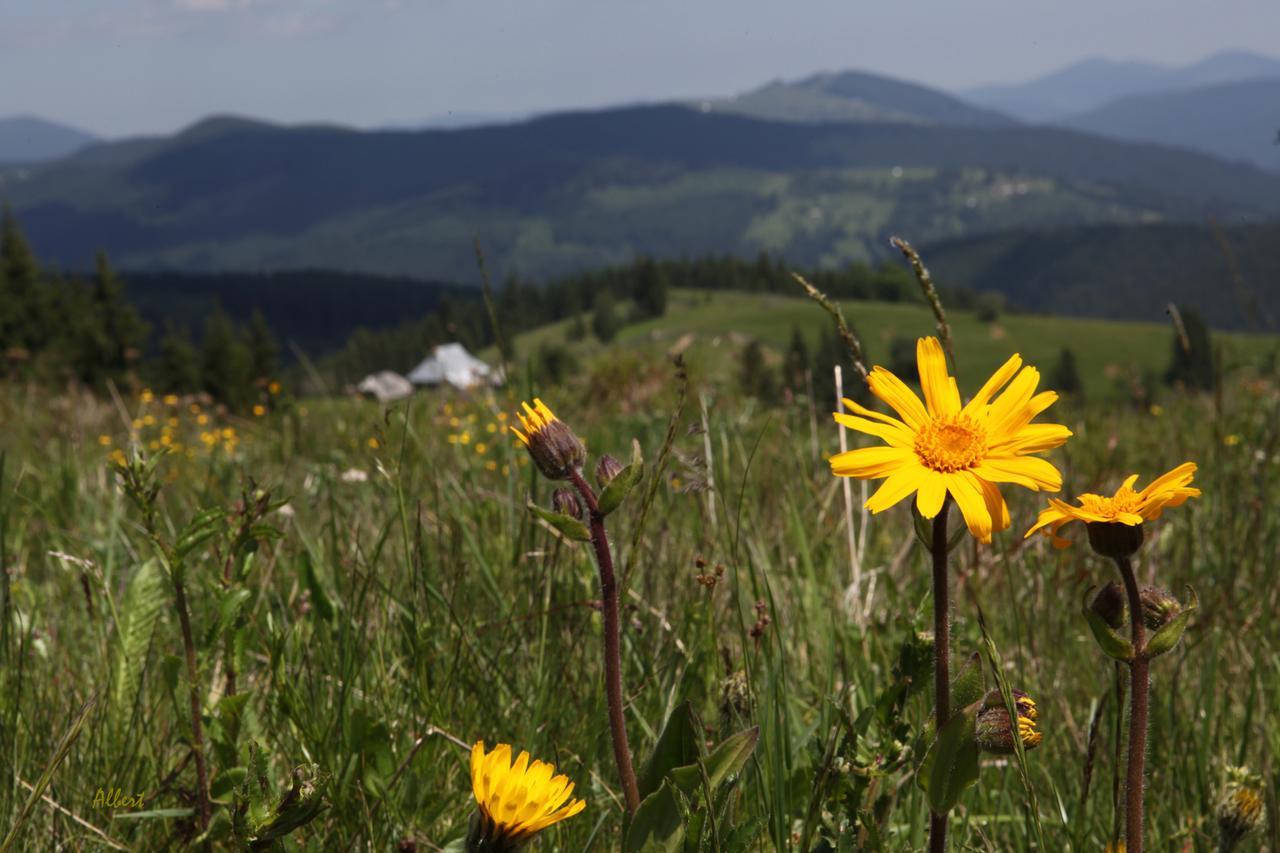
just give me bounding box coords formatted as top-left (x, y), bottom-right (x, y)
top-left (1025, 462), bottom-right (1200, 548)
top-left (469, 741), bottom-right (585, 849)
top-left (510, 398), bottom-right (586, 480)
top-left (830, 337), bottom-right (1070, 542)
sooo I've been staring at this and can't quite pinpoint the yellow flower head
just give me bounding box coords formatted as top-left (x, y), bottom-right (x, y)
top-left (510, 398), bottom-right (586, 481)
top-left (1025, 462), bottom-right (1200, 549)
top-left (975, 689), bottom-right (1042, 754)
top-left (830, 337), bottom-right (1071, 542)
top-left (468, 741), bottom-right (585, 848)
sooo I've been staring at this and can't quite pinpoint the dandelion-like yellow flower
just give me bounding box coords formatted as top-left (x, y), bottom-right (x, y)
top-left (468, 741), bottom-right (585, 850)
top-left (510, 399), bottom-right (586, 481)
top-left (1025, 463), bottom-right (1200, 549)
top-left (830, 337), bottom-right (1071, 542)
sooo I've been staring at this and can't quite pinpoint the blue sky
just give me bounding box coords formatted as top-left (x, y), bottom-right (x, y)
top-left (3, 0), bottom-right (1278, 137)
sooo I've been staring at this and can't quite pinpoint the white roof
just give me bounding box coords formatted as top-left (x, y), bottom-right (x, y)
top-left (357, 370), bottom-right (414, 402)
top-left (407, 343), bottom-right (496, 388)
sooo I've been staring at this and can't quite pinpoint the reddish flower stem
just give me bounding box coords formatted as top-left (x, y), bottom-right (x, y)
top-left (568, 469), bottom-right (641, 815)
top-left (1116, 556), bottom-right (1148, 853)
top-left (929, 502), bottom-right (952, 853)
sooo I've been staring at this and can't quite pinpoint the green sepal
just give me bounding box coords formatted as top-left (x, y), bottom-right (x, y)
top-left (916, 706), bottom-right (981, 815)
top-left (1143, 586), bottom-right (1197, 658)
top-left (598, 439), bottom-right (644, 515)
top-left (527, 501), bottom-right (591, 541)
top-left (1082, 587), bottom-right (1134, 661)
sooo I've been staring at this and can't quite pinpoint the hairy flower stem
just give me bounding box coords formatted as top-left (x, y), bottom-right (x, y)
top-left (568, 469), bottom-right (641, 815)
top-left (929, 501), bottom-right (953, 853)
top-left (1115, 556), bottom-right (1148, 853)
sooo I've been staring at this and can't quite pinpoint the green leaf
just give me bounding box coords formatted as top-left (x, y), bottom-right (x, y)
top-left (527, 501), bottom-right (591, 541)
top-left (211, 767), bottom-right (248, 803)
top-left (175, 507), bottom-right (227, 559)
top-left (624, 727), bottom-right (759, 853)
top-left (951, 653), bottom-right (985, 711)
top-left (639, 702), bottom-right (700, 799)
top-left (1082, 591), bottom-right (1134, 661)
top-left (301, 553), bottom-right (337, 620)
top-left (916, 710), bottom-right (980, 815)
top-left (599, 439), bottom-right (645, 515)
top-left (111, 559), bottom-right (166, 719)
top-left (1144, 586), bottom-right (1197, 658)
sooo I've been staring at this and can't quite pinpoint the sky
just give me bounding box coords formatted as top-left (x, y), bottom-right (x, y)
top-left (2, 0), bottom-right (1278, 137)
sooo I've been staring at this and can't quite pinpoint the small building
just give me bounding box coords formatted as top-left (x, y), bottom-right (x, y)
top-left (357, 370), bottom-right (414, 403)
top-left (407, 343), bottom-right (500, 389)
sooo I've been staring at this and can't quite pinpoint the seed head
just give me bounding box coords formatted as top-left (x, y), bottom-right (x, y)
top-left (1216, 766), bottom-right (1265, 848)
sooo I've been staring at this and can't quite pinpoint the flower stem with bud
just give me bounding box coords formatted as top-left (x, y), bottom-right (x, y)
top-left (568, 468), bottom-right (640, 815)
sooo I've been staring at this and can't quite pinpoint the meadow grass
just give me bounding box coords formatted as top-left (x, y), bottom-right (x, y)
top-left (0, 307), bottom-right (1277, 850)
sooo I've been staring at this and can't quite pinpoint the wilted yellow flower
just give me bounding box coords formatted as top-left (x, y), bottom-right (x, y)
top-left (975, 689), bottom-right (1042, 754)
top-left (1025, 463), bottom-right (1200, 549)
top-left (830, 337), bottom-right (1070, 542)
top-left (468, 741), bottom-right (585, 850)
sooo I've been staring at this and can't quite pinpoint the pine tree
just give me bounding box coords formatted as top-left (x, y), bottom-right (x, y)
top-left (1165, 307), bottom-right (1215, 391)
top-left (592, 291), bottom-right (619, 343)
top-left (201, 308), bottom-right (254, 409)
top-left (245, 309), bottom-right (279, 382)
top-left (0, 209), bottom-right (48, 354)
top-left (153, 323), bottom-right (202, 393)
top-left (633, 257), bottom-right (669, 319)
top-left (84, 251), bottom-right (149, 384)
top-left (784, 327), bottom-right (810, 391)
top-left (1050, 347), bottom-right (1083, 397)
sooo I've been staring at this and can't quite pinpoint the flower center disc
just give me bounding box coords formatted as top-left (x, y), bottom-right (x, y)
top-left (914, 416), bottom-right (986, 472)
top-left (1081, 487), bottom-right (1141, 518)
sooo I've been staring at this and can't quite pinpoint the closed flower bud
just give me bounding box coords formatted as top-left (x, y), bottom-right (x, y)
top-left (511, 399), bottom-right (586, 481)
top-left (1139, 586), bottom-right (1180, 632)
top-left (975, 689), bottom-right (1042, 754)
top-left (1090, 582), bottom-right (1127, 629)
top-left (552, 488), bottom-right (582, 520)
top-left (1086, 521), bottom-right (1145, 559)
top-left (595, 454), bottom-right (624, 488)
top-left (1216, 767), bottom-right (1265, 849)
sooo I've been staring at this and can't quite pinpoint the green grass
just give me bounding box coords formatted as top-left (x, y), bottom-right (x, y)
top-left (0, 302), bottom-right (1278, 850)
top-left (497, 288), bottom-right (1277, 399)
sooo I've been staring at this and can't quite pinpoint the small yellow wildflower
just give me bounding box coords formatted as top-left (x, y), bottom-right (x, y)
top-left (139, 389), bottom-right (154, 404)
top-left (368, 437), bottom-right (380, 449)
top-left (468, 742), bottom-right (585, 848)
top-left (98, 434), bottom-right (112, 447)
top-left (486, 460), bottom-right (498, 472)
top-left (1224, 434), bottom-right (1241, 447)
top-left (448, 434), bottom-right (459, 445)
top-left (253, 404), bottom-right (266, 417)
top-left (475, 442), bottom-right (487, 454)
top-left (197, 414), bottom-right (209, 426)
top-left (268, 381), bottom-right (281, 395)
top-left (163, 394), bottom-right (179, 406)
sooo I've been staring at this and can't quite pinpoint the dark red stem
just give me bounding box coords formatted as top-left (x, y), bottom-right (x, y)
top-left (568, 469), bottom-right (641, 815)
top-left (1116, 556), bottom-right (1148, 853)
top-left (929, 502), bottom-right (952, 853)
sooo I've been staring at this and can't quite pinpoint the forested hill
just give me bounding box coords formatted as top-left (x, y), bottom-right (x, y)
top-left (5, 104), bottom-right (1280, 280)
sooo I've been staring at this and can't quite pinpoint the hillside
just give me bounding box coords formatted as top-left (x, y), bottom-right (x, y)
top-left (919, 221), bottom-right (1280, 331)
top-left (964, 49), bottom-right (1280, 123)
top-left (697, 70), bottom-right (1014, 126)
top-left (0, 115), bottom-right (99, 164)
top-left (489, 289), bottom-right (1275, 399)
top-left (1061, 77), bottom-right (1280, 173)
top-left (4, 105), bottom-right (1280, 281)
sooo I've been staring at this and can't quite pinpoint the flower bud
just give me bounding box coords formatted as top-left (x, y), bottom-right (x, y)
top-left (1089, 582), bottom-right (1127, 629)
top-left (595, 454), bottom-right (623, 488)
top-left (551, 487), bottom-right (582, 520)
top-left (511, 399), bottom-right (586, 481)
top-left (1216, 767), bottom-right (1265, 848)
top-left (1086, 521), bottom-right (1144, 559)
top-left (1139, 586), bottom-right (1180, 632)
top-left (975, 689), bottom-right (1042, 754)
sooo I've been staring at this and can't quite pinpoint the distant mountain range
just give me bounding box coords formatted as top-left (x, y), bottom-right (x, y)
top-left (4, 103), bottom-right (1280, 281)
top-left (963, 49), bottom-right (1280, 122)
top-left (1059, 77), bottom-right (1280, 173)
top-left (0, 116), bottom-right (98, 164)
top-left (694, 70), bottom-right (1015, 127)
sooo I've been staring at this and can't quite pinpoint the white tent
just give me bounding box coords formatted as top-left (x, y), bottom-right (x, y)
top-left (357, 370), bottom-right (414, 403)
top-left (407, 343), bottom-right (499, 389)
